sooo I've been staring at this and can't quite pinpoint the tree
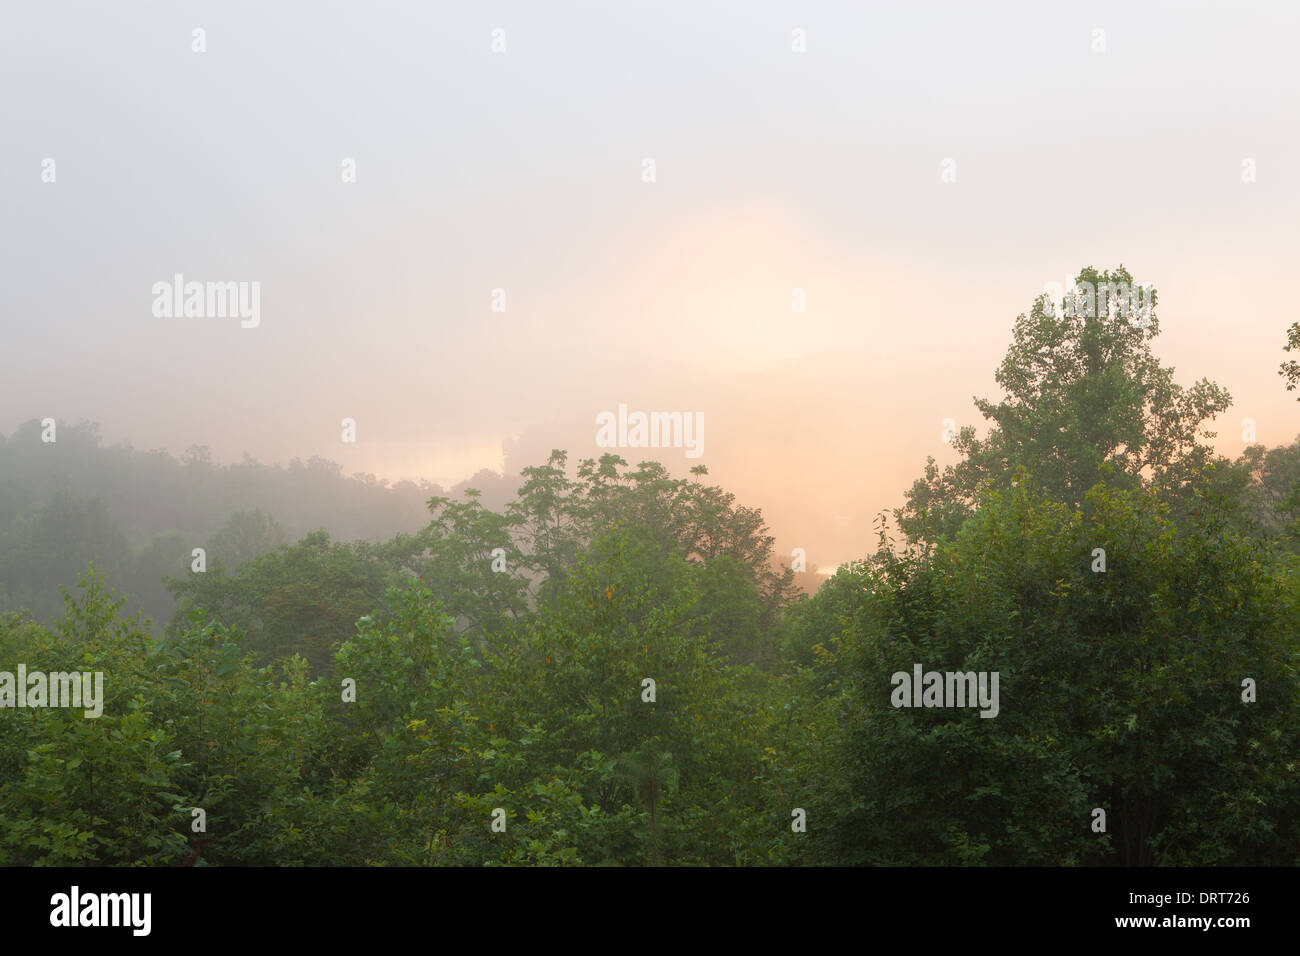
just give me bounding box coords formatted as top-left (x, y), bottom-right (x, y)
top-left (1281, 322), bottom-right (1300, 398)
top-left (1232, 438), bottom-right (1300, 551)
top-left (0, 488), bottom-right (132, 621)
top-left (0, 570), bottom-right (190, 865)
top-left (897, 266), bottom-right (1233, 546)
top-left (463, 526), bottom-right (766, 866)
top-left (206, 509), bottom-right (288, 571)
top-left (408, 489), bottom-right (530, 641)
top-left (808, 475), bottom-right (1300, 866)
top-left (166, 529), bottom-right (419, 674)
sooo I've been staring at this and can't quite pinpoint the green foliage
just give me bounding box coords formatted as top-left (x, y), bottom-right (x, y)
top-left (0, 489), bottom-right (130, 622)
top-left (803, 478), bottom-right (1300, 866)
top-left (898, 266), bottom-right (1232, 546)
top-left (2, 289), bottom-right (1297, 867)
top-left (1281, 322), bottom-right (1300, 399)
top-left (0, 571), bottom-right (188, 865)
top-left (166, 530), bottom-right (419, 674)
top-left (410, 490), bottom-right (529, 640)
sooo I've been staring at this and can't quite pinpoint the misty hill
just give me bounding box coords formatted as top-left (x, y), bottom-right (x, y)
top-left (0, 418), bottom-right (513, 627)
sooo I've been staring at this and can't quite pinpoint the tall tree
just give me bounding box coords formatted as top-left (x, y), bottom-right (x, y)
top-left (897, 266), bottom-right (1232, 545)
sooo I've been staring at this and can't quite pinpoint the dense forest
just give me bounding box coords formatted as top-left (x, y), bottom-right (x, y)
top-left (2, 267), bottom-right (1298, 866)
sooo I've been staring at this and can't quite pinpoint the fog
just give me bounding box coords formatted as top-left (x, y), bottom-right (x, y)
top-left (3, 0), bottom-right (1297, 573)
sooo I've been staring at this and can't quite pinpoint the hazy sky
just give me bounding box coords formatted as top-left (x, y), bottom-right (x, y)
top-left (3, 0), bottom-right (1298, 572)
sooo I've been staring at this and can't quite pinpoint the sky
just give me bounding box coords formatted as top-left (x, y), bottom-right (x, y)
top-left (3, 0), bottom-right (1298, 573)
